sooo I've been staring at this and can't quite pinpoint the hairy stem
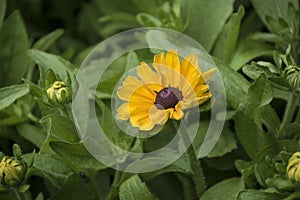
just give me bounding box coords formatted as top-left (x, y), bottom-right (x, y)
top-left (187, 142), bottom-right (206, 198)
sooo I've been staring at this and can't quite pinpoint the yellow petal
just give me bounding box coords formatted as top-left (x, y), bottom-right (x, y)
top-left (181, 54), bottom-right (200, 77)
top-left (203, 68), bottom-right (216, 82)
top-left (117, 76), bottom-right (144, 101)
top-left (164, 49), bottom-right (180, 72)
top-left (144, 83), bottom-right (164, 94)
top-left (196, 93), bottom-right (211, 104)
top-left (117, 85), bottom-right (138, 101)
top-left (137, 62), bottom-right (161, 84)
top-left (130, 83), bottom-right (164, 103)
top-left (121, 76), bottom-right (143, 86)
top-left (194, 85), bottom-right (209, 97)
top-left (128, 102), bottom-right (153, 111)
top-left (128, 107), bottom-right (155, 131)
top-left (129, 108), bottom-right (151, 126)
top-left (117, 103), bottom-right (130, 120)
top-left (129, 88), bottom-right (156, 102)
top-left (152, 63), bottom-right (169, 86)
top-left (163, 66), bottom-right (181, 87)
top-left (149, 106), bottom-right (169, 126)
top-left (137, 118), bottom-right (154, 131)
top-left (118, 83), bottom-right (158, 102)
top-left (169, 104), bottom-right (184, 120)
top-left (153, 52), bottom-right (165, 64)
top-left (164, 50), bottom-right (181, 87)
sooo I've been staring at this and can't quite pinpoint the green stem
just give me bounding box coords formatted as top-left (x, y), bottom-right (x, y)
top-left (105, 170), bottom-right (122, 200)
top-left (13, 188), bottom-right (22, 200)
top-left (279, 91), bottom-right (298, 138)
top-left (172, 120), bottom-right (206, 197)
top-left (25, 64), bottom-right (35, 82)
top-left (27, 113), bottom-right (39, 123)
top-left (187, 142), bottom-right (206, 198)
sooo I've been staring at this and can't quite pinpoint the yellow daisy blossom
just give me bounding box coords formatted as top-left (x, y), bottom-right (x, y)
top-left (117, 50), bottom-right (215, 131)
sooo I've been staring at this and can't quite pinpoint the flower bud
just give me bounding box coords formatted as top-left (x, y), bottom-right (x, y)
top-left (0, 157), bottom-right (25, 187)
top-left (46, 81), bottom-right (70, 103)
top-left (287, 152), bottom-right (300, 182)
top-left (284, 65), bottom-right (300, 91)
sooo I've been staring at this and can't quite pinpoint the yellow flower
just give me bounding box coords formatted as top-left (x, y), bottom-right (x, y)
top-left (0, 157), bottom-right (25, 187)
top-left (46, 81), bottom-right (69, 103)
top-left (117, 50), bottom-right (215, 131)
top-left (287, 152), bottom-right (300, 182)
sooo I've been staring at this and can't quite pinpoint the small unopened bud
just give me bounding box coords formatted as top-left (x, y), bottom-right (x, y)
top-left (0, 157), bottom-right (25, 187)
top-left (287, 152), bottom-right (300, 182)
top-left (46, 81), bottom-right (70, 103)
top-left (284, 65), bottom-right (300, 91)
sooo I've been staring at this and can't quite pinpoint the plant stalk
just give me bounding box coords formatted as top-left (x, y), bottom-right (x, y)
top-left (279, 91), bottom-right (298, 138)
top-left (13, 188), bottom-right (22, 200)
top-left (105, 169), bottom-right (122, 200)
top-left (173, 120), bottom-right (206, 198)
top-left (187, 142), bottom-right (206, 198)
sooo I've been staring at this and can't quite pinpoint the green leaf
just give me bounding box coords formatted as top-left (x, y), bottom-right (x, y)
top-left (27, 49), bottom-right (74, 84)
top-left (96, 99), bottom-right (134, 151)
top-left (236, 189), bottom-right (286, 200)
top-left (213, 6), bottom-right (245, 65)
top-left (182, 0), bottom-right (235, 52)
top-left (18, 184), bottom-right (30, 193)
top-left (41, 114), bottom-right (79, 142)
top-left (51, 171), bottom-right (110, 200)
top-left (96, 55), bottom-right (127, 95)
top-left (251, 0), bottom-right (299, 31)
top-left (0, 10), bottom-right (29, 87)
top-left (141, 153), bottom-right (192, 180)
top-left (207, 128), bottom-right (237, 158)
top-left (256, 140), bottom-right (300, 163)
top-left (201, 178), bottom-right (244, 200)
top-left (214, 58), bottom-right (250, 109)
top-left (119, 175), bottom-right (157, 200)
top-left (125, 51), bottom-right (140, 72)
top-left (239, 10), bottom-right (264, 38)
top-left (50, 141), bottom-right (107, 171)
top-left (266, 177), bottom-right (295, 190)
top-left (241, 75), bottom-right (273, 117)
top-left (26, 153), bottom-right (72, 188)
top-left (254, 162), bottom-right (275, 188)
top-left (236, 75), bottom-right (274, 137)
top-left (175, 173), bottom-right (197, 200)
top-left (136, 13), bottom-right (162, 27)
top-left (0, 0), bottom-right (6, 29)
top-left (13, 143), bottom-right (22, 159)
top-left (229, 36), bottom-right (273, 71)
top-left (242, 62), bottom-right (276, 80)
top-left (35, 193), bottom-right (44, 200)
top-left (0, 84), bottom-right (29, 111)
top-left (16, 123), bottom-right (46, 148)
top-left (260, 106), bottom-right (281, 138)
top-left (39, 114), bottom-right (80, 153)
top-left (33, 29), bottom-right (64, 51)
top-left (235, 160), bottom-right (257, 188)
top-left (235, 110), bottom-right (274, 160)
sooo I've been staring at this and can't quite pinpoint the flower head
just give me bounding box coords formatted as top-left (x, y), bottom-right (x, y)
top-left (46, 81), bottom-right (70, 104)
top-left (117, 50), bottom-right (215, 131)
top-left (287, 152), bottom-right (300, 182)
top-left (0, 157), bottom-right (25, 187)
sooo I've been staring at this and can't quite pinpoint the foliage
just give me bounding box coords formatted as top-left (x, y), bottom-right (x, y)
top-left (0, 0), bottom-right (300, 199)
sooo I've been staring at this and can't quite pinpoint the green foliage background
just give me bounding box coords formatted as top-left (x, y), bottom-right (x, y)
top-left (0, 0), bottom-right (300, 199)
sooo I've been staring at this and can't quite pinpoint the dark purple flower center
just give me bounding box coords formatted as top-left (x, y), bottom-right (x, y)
top-left (155, 87), bottom-right (183, 109)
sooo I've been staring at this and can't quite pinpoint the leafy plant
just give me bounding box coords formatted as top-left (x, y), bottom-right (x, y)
top-left (0, 0), bottom-right (300, 199)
